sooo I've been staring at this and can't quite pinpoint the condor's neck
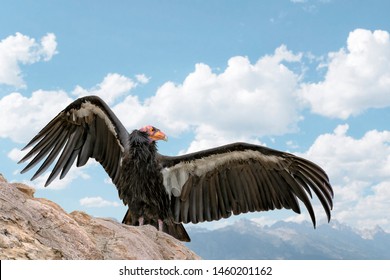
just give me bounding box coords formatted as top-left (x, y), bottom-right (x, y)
top-left (128, 131), bottom-right (158, 163)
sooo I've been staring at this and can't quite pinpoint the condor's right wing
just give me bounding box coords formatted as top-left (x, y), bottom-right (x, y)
top-left (19, 95), bottom-right (129, 187)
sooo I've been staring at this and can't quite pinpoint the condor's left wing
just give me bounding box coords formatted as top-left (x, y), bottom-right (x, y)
top-left (158, 142), bottom-right (333, 226)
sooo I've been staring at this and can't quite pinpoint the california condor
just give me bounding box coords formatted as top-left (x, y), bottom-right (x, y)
top-left (19, 95), bottom-right (333, 242)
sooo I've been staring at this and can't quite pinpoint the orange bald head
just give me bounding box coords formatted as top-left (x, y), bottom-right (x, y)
top-left (139, 125), bottom-right (168, 142)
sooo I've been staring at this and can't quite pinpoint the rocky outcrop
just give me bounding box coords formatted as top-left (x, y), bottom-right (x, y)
top-left (0, 174), bottom-right (199, 260)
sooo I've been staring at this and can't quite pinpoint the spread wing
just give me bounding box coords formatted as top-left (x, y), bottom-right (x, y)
top-left (19, 95), bottom-right (129, 187)
top-left (158, 142), bottom-right (333, 226)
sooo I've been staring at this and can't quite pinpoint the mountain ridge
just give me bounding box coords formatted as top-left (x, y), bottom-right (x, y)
top-left (186, 219), bottom-right (390, 260)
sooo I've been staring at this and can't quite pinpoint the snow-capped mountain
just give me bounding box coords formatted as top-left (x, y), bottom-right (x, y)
top-left (185, 219), bottom-right (390, 259)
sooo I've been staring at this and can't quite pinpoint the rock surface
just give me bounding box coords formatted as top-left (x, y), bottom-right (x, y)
top-left (0, 174), bottom-right (200, 260)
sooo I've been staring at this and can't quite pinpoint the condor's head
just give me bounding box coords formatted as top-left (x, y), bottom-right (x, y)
top-left (139, 125), bottom-right (168, 143)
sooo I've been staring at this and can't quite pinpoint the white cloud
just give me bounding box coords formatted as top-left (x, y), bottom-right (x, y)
top-left (79, 196), bottom-right (120, 208)
top-left (0, 90), bottom-right (72, 143)
top-left (300, 29), bottom-right (390, 119)
top-left (180, 125), bottom-right (264, 154)
top-left (350, 182), bottom-right (390, 230)
top-left (301, 124), bottom-right (390, 231)
top-left (72, 73), bottom-right (136, 105)
top-left (251, 216), bottom-right (285, 227)
top-left (69, 46), bottom-right (303, 154)
top-left (120, 45), bottom-right (304, 153)
top-left (7, 147), bottom-right (27, 162)
top-left (0, 73), bottom-right (136, 144)
top-left (135, 74), bottom-right (150, 84)
top-left (0, 32), bottom-right (57, 87)
top-left (304, 124), bottom-right (390, 182)
top-left (112, 94), bottom-right (148, 129)
top-left (24, 167), bottom-right (91, 190)
top-left (39, 33), bottom-right (58, 61)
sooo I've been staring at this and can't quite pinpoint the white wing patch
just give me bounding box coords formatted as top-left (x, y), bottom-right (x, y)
top-left (69, 101), bottom-right (124, 152)
top-left (161, 150), bottom-right (282, 197)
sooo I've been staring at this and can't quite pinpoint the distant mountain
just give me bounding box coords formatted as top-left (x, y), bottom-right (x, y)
top-left (185, 219), bottom-right (390, 259)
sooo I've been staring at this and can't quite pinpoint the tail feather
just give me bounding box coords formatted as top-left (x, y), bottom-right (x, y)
top-left (122, 209), bottom-right (191, 242)
top-left (163, 221), bottom-right (191, 242)
top-left (122, 209), bottom-right (133, 224)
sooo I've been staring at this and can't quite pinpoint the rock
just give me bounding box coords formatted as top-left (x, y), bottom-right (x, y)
top-left (0, 173), bottom-right (6, 183)
top-left (0, 177), bottom-right (200, 260)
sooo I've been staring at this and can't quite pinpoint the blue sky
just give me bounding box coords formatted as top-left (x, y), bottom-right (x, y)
top-left (1, 0), bottom-right (390, 233)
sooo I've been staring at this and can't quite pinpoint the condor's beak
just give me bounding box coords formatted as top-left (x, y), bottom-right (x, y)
top-left (150, 130), bottom-right (168, 142)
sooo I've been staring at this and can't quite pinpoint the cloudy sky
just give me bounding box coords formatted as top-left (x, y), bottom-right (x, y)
top-left (1, 0), bottom-right (390, 233)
